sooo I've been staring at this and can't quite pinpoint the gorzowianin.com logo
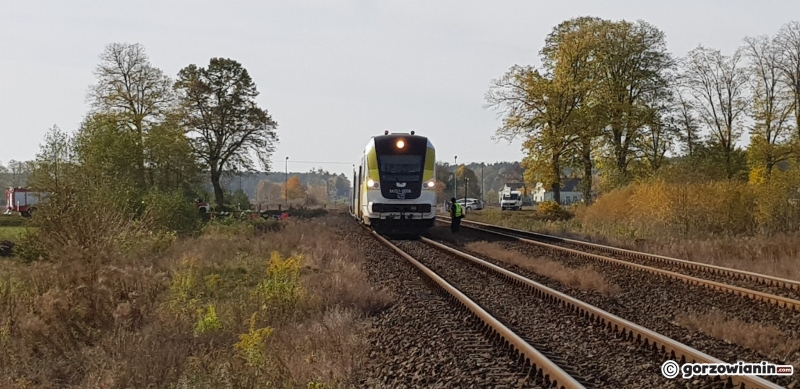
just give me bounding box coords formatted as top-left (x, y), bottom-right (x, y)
top-left (661, 360), bottom-right (794, 379)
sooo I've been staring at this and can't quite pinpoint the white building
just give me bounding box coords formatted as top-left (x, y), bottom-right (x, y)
top-left (533, 178), bottom-right (583, 205)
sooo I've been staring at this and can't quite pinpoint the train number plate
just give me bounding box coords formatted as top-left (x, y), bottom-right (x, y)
top-left (389, 188), bottom-right (411, 199)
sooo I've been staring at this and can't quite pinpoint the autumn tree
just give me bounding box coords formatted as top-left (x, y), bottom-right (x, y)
top-left (454, 165), bottom-right (481, 199)
top-left (283, 176), bottom-right (306, 199)
top-left (544, 17), bottom-right (603, 201)
top-left (175, 58), bottom-right (279, 209)
top-left (487, 66), bottom-right (584, 204)
top-left (680, 46), bottom-right (749, 179)
top-left (435, 162), bottom-right (459, 196)
top-left (593, 20), bottom-right (674, 185)
top-left (743, 34), bottom-right (795, 178)
top-left (498, 162), bottom-right (528, 194)
top-left (88, 43), bottom-right (175, 187)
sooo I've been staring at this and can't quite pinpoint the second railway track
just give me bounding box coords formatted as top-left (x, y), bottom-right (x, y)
top-left (371, 228), bottom-right (784, 389)
top-left (439, 216), bottom-right (800, 311)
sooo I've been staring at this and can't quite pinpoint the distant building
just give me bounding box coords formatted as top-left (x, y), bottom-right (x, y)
top-left (533, 178), bottom-right (583, 205)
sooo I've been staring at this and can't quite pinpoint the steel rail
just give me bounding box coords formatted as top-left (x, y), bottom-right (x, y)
top-left (422, 236), bottom-right (783, 389)
top-left (438, 216), bottom-right (800, 311)
top-left (439, 216), bottom-right (800, 292)
top-left (370, 231), bottom-right (585, 389)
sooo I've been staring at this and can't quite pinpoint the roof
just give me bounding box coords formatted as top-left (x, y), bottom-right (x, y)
top-left (562, 178), bottom-right (581, 192)
top-left (536, 178), bottom-right (581, 193)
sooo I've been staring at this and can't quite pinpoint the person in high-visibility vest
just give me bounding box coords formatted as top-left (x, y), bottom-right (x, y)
top-left (450, 197), bottom-right (464, 233)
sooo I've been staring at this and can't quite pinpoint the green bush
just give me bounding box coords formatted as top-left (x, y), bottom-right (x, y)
top-left (142, 190), bottom-right (203, 236)
top-left (12, 228), bottom-right (48, 262)
top-left (537, 201), bottom-right (570, 220)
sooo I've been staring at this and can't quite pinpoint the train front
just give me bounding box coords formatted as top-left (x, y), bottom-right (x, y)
top-left (367, 133), bottom-right (436, 235)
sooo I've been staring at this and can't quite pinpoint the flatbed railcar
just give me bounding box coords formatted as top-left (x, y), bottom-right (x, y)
top-left (350, 131), bottom-right (437, 236)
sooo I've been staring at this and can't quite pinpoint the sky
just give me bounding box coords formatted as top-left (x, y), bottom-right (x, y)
top-left (1, 1), bottom-right (799, 178)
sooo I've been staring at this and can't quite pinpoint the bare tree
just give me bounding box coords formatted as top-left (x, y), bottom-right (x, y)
top-left (775, 21), bottom-right (800, 148)
top-left (681, 46), bottom-right (749, 179)
top-left (6, 160), bottom-right (32, 187)
top-left (743, 34), bottom-right (795, 176)
top-left (638, 117), bottom-right (678, 174)
top-left (672, 92), bottom-right (702, 157)
top-left (87, 43), bottom-right (175, 186)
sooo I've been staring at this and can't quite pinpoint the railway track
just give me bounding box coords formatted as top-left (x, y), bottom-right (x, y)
top-left (369, 230), bottom-right (584, 389)
top-left (438, 216), bottom-right (800, 311)
top-left (368, 228), bottom-right (783, 388)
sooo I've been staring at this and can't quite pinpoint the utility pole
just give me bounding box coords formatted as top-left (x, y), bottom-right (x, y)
top-left (454, 156), bottom-right (458, 200)
top-left (481, 163), bottom-right (484, 204)
top-left (465, 177), bottom-right (469, 206)
top-left (285, 156), bottom-right (289, 208)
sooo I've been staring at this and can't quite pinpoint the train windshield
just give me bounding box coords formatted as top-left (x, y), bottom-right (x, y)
top-left (378, 154), bottom-right (423, 182)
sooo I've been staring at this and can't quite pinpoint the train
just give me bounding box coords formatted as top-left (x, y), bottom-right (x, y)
top-left (350, 130), bottom-right (437, 236)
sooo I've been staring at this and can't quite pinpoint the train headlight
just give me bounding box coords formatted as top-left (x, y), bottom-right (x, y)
top-left (367, 179), bottom-right (379, 189)
top-left (396, 140), bottom-right (405, 149)
top-left (424, 179), bottom-right (435, 189)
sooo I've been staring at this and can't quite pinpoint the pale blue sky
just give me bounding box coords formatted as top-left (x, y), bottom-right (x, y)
top-left (1, 1), bottom-right (798, 177)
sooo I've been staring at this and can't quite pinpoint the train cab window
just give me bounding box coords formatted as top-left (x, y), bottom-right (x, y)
top-left (378, 155), bottom-right (423, 182)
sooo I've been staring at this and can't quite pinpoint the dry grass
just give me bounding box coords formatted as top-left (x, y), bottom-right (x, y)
top-left (0, 216), bottom-right (391, 389)
top-left (675, 311), bottom-right (800, 362)
top-left (467, 182), bottom-right (800, 282)
top-left (465, 241), bottom-right (621, 296)
top-left (631, 233), bottom-right (800, 281)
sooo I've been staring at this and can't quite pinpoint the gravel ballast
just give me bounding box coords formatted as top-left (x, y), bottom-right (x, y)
top-left (428, 224), bottom-right (797, 388)
top-left (338, 217), bottom-right (545, 388)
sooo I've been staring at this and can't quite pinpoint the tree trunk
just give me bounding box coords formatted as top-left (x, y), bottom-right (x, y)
top-left (211, 166), bottom-right (225, 211)
top-left (615, 148), bottom-right (627, 185)
top-left (135, 119), bottom-right (147, 189)
top-left (581, 140), bottom-right (593, 204)
top-left (765, 156), bottom-right (775, 179)
top-left (551, 155), bottom-right (561, 205)
top-left (725, 148), bottom-right (733, 180)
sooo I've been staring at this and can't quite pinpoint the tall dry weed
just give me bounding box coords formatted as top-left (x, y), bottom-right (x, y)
top-left (676, 311), bottom-right (800, 361)
top-left (0, 216), bottom-right (385, 389)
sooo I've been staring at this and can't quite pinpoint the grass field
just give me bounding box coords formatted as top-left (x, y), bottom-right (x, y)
top-left (0, 226), bottom-right (27, 241)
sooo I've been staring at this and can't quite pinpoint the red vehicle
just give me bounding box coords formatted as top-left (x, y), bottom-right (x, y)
top-left (195, 199), bottom-right (210, 213)
top-left (4, 187), bottom-right (47, 217)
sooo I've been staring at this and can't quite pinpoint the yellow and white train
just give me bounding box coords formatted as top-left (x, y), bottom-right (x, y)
top-left (350, 131), bottom-right (437, 235)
